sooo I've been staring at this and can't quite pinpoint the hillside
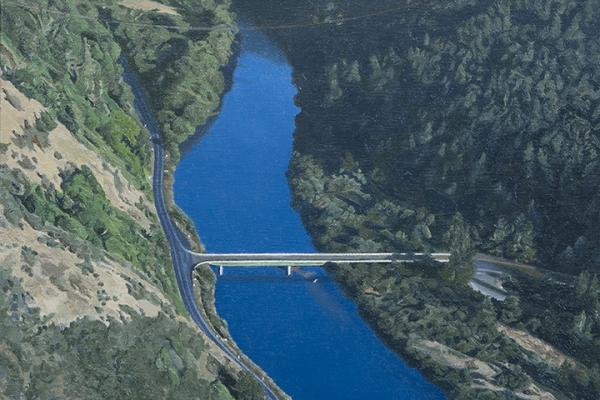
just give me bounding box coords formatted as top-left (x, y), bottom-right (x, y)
top-left (0, 1), bottom-right (262, 398)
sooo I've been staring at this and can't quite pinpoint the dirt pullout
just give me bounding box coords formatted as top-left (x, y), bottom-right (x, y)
top-left (0, 79), bottom-right (153, 229)
top-left (120, 0), bottom-right (179, 15)
top-left (498, 324), bottom-right (577, 369)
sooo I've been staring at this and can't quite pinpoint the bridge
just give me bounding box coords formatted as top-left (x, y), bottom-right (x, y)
top-left (187, 251), bottom-right (452, 276)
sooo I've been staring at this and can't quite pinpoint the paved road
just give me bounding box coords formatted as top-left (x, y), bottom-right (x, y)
top-left (122, 61), bottom-right (279, 400)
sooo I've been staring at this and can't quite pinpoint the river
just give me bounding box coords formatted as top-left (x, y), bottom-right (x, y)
top-left (174, 28), bottom-right (445, 400)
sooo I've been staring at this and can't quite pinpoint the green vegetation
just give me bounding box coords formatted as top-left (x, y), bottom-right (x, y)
top-left (1, 0), bottom-right (151, 190)
top-left (34, 110), bottom-right (57, 132)
top-left (1, 168), bottom-right (263, 400)
top-left (503, 271), bottom-right (600, 394)
top-left (236, 0), bottom-right (600, 397)
top-left (232, 371), bottom-right (265, 400)
top-left (0, 268), bottom-right (235, 400)
top-left (2, 162), bottom-right (181, 309)
top-left (110, 0), bottom-right (236, 164)
top-left (1, 0), bottom-right (237, 314)
top-left (240, 0), bottom-right (600, 272)
top-left (98, 109), bottom-right (147, 180)
top-left (331, 258), bottom-right (600, 398)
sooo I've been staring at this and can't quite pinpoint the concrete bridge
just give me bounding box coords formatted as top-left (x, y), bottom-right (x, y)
top-left (187, 251), bottom-right (452, 276)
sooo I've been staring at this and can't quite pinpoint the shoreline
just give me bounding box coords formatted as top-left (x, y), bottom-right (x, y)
top-left (164, 36), bottom-right (242, 254)
top-left (122, 25), bottom-right (287, 397)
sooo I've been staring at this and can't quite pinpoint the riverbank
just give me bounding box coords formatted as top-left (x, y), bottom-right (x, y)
top-left (113, 0), bottom-right (243, 333)
top-left (124, 45), bottom-right (288, 400)
top-left (162, 33), bottom-right (241, 255)
top-left (111, 3), bottom-right (293, 398)
top-left (173, 26), bottom-right (446, 400)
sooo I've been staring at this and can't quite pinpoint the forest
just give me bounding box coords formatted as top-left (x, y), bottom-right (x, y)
top-left (234, 0), bottom-right (600, 398)
top-left (239, 0), bottom-right (600, 273)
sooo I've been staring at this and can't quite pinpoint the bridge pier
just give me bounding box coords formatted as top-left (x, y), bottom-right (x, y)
top-left (287, 266), bottom-right (292, 276)
top-left (218, 265), bottom-right (223, 276)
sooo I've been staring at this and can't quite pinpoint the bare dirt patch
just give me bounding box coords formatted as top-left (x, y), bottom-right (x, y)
top-left (415, 339), bottom-right (499, 378)
top-left (0, 211), bottom-right (166, 326)
top-left (120, 0), bottom-right (179, 15)
top-left (413, 339), bottom-right (556, 399)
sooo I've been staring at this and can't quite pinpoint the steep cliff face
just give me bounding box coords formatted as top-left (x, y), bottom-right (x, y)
top-left (234, 0), bottom-right (600, 398)
top-left (0, 1), bottom-right (250, 398)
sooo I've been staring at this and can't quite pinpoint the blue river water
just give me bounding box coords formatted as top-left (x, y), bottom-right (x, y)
top-left (174, 29), bottom-right (445, 400)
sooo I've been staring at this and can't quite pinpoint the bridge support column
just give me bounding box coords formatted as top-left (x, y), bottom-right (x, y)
top-left (287, 266), bottom-right (292, 276)
top-left (218, 265), bottom-right (223, 276)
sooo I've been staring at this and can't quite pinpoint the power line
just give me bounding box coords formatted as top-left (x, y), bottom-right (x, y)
top-left (2, 0), bottom-right (407, 33)
top-left (239, 4), bottom-right (408, 31)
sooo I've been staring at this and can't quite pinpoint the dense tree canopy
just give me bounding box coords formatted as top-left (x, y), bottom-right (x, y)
top-left (235, 0), bottom-right (600, 397)
top-left (239, 0), bottom-right (600, 272)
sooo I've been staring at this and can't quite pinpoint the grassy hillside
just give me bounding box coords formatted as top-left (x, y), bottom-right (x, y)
top-left (1, 1), bottom-right (263, 399)
top-left (2, 0), bottom-right (183, 307)
top-left (0, 265), bottom-right (234, 400)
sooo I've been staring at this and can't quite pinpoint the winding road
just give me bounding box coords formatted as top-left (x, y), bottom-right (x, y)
top-left (122, 61), bottom-right (280, 400)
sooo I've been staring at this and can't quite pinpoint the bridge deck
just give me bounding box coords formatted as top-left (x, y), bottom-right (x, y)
top-left (189, 252), bottom-right (451, 267)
